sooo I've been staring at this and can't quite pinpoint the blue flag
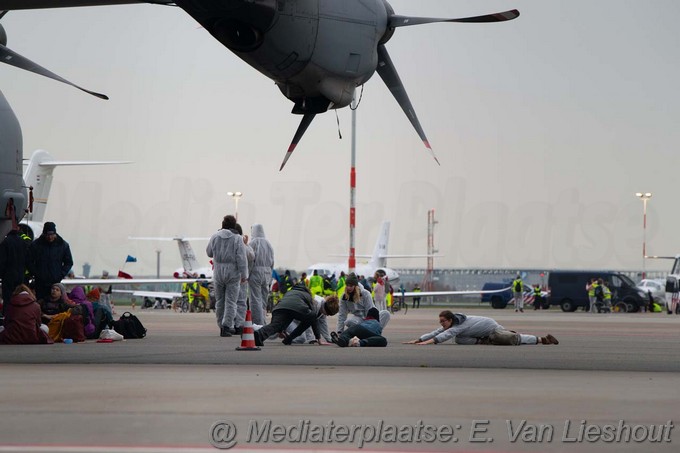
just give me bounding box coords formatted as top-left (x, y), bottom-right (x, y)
top-left (125, 255), bottom-right (137, 263)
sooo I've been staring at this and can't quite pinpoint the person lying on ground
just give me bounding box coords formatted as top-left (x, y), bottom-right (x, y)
top-left (332, 307), bottom-right (387, 348)
top-left (403, 310), bottom-right (559, 346)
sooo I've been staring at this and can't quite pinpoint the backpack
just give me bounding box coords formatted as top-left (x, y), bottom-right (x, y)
top-left (113, 312), bottom-right (147, 339)
top-left (61, 314), bottom-right (86, 342)
top-left (514, 281), bottom-right (522, 292)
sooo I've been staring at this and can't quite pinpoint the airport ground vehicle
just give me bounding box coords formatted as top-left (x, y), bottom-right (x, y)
top-left (637, 279), bottom-right (665, 303)
top-left (481, 282), bottom-right (514, 309)
top-left (548, 270), bottom-right (647, 312)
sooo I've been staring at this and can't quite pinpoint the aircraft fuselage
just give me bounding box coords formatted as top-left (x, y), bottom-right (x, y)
top-left (175, 0), bottom-right (393, 113)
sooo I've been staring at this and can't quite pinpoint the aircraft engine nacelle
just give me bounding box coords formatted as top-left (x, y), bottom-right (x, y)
top-left (0, 89), bottom-right (27, 239)
top-left (178, 0), bottom-right (388, 112)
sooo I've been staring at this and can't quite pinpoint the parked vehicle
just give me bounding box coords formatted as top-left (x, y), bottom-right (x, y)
top-left (637, 279), bottom-right (665, 303)
top-left (548, 270), bottom-right (647, 312)
top-left (481, 281), bottom-right (539, 309)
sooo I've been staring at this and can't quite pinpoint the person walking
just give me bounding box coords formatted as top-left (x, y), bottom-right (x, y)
top-left (27, 222), bottom-right (73, 302)
top-left (248, 224), bottom-right (274, 326)
top-left (206, 215), bottom-right (248, 337)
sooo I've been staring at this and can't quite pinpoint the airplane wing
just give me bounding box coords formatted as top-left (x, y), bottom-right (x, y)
top-left (60, 277), bottom-right (208, 285)
top-left (113, 289), bottom-right (181, 299)
top-left (398, 286), bottom-right (512, 297)
top-left (0, 1), bottom-right (169, 9)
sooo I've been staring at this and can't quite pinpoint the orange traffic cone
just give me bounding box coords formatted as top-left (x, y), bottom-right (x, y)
top-left (236, 309), bottom-right (261, 351)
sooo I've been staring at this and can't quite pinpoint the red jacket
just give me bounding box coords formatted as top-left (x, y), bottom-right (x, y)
top-left (0, 291), bottom-right (53, 344)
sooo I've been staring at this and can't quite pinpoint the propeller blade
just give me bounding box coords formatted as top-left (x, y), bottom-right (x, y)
top-left (279, 113), bottom-right (316, 171)
top-left (0, 44), bottom-right (108, 100)
top-left (389, 9), bottom-right (519, 28)
top-left (376, 45), bottom-right (439, 165)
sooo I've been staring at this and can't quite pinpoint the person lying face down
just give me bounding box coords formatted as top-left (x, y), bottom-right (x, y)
top-left (403, 310), bottom-right (559, 346)
top-left (332, 307), bottom-right (387, 348)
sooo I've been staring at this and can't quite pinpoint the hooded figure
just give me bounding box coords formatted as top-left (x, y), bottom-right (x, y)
top-left (68, 286), bottom-right (96, 338)
top-left (27, 222), bottom-right (73, 301)
top-left (248, 224), bottom-right (274, 325)
top-left (206, 216), bottom-right (248, 336)
top-left (0, 287), bottom-right (53, 345)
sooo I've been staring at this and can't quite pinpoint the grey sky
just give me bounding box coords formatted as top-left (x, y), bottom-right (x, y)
top-left (1, 0), bottom-right (679, 276)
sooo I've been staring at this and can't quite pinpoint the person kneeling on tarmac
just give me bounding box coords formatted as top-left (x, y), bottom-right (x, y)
top-left (254, 282), bottom-right (337, 346)
top-left (336, 272), bottom-right (390, 334)
top-left (404, 310), bottom-right (559, 346)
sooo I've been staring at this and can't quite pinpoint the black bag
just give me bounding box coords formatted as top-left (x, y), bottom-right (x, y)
top-left (113, 312), bottom-right (147, 339)
top-left (514, 281), bottom-right (522, 292)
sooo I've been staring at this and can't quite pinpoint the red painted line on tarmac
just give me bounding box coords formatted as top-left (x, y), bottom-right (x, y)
top-left (0, 444), bottom-right (516, 453)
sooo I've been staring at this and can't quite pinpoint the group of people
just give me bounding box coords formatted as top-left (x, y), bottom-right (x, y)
top-left (250, 270), bottom-right (558, 349)
top-left (0, 222), bottom-right (116, 344)
top-left (206, 215), bottom-right (274, 337)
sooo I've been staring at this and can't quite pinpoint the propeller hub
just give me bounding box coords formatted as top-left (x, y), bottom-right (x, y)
top-left (379, 0), bottom-right (395, 44)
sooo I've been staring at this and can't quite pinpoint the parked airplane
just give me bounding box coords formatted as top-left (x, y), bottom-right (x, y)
top-left (129, 236), bottom-right (213, 279)
top-left (0, 1), bottom-right (520, 169)
top-left (307, 221), bottom-right (438, 283)
top-left (19, 149), bottom-right (131, 240)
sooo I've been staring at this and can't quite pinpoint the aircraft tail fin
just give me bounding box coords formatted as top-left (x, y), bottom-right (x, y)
top-left (23, 149), bottom-right (132, 222)
top-left (368, 221), bottom-right (390, 269)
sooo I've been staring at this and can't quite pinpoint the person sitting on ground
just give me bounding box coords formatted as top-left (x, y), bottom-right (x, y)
top-left (0, 285), bottom-right (53, 344)
top-left (404, 310), bottom-right (559, 346)
top-left (87, 288), bottom-right (114, 338)
top-left (68, 286), bottom-right (96, 339)
top-left (337, 273), bottom-right (390, 334)
top-left (280, 294), bottom-right (339, 344)
top-left (254, 281), bottom-right (329, 346)
top-left (39, 283), bottom-right (74, 325)
top-left (332, 307), bottom-right (387, 348)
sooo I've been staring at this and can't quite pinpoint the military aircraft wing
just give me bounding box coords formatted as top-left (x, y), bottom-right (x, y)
top-left (0, 1), bottom-right (162, 9)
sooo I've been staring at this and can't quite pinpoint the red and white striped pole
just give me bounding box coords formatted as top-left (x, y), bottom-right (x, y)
top-left (348, 95), bottom-right (357, 273)
top-left (636, 192), bottom-right (652, 280)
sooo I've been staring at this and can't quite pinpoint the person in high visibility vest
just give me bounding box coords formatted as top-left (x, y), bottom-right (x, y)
top-left (532, 284), bottom-right (543, 310)
top-left (512, 275), bottom-right (524, 313)
top-left (412, 284), bottom-right (421, 308)
top-left (585, 278), bottom-right (598, 313)
top-left (602, 281), bottom-right (612, 312)
top-left (309, 270), bottom-right (324, 297)
top-left (336, 271), bottom-right (346, 298)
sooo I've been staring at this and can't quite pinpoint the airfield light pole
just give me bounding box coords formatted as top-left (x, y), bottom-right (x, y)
top-left (348, 95), bottom-right (357, 274)
top-left (227, 191), bottom-right (243, 221)
top-left (636, 192), bottom-right (652, 279)
top-left (156, 250), bottom-right (161, 279)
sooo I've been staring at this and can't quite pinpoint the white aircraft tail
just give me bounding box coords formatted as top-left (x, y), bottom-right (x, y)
top-left (129, 236), bottom-right (209, 277)
top-left (368, 221), bottom-right (390, 269)
top-left (23, 149), bottom-right (132, 223)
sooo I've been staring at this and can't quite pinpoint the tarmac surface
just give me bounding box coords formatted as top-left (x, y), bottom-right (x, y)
top-left (1, 307), bottom-right (679, 453)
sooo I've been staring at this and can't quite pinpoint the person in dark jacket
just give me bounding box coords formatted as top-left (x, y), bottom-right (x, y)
top-left (0, 228), bottom-right (29, 317)
top-left (0, 284), bottom-right (53, 344)
top-left (254, 282), bottom-right (326, 346)
top-left (27, 222), bottom-right (73, 302)
top-left (332, 307), bottom-right (387, 347)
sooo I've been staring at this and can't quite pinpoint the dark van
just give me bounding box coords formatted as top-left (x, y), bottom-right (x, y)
top-left (481, 281), bottom-right (513, 309)
top-left (548, 270), bottom-right (646, 312)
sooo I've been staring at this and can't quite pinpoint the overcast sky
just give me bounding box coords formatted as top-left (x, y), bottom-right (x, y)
top-left (2, 0), bottom-right (679, 277)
